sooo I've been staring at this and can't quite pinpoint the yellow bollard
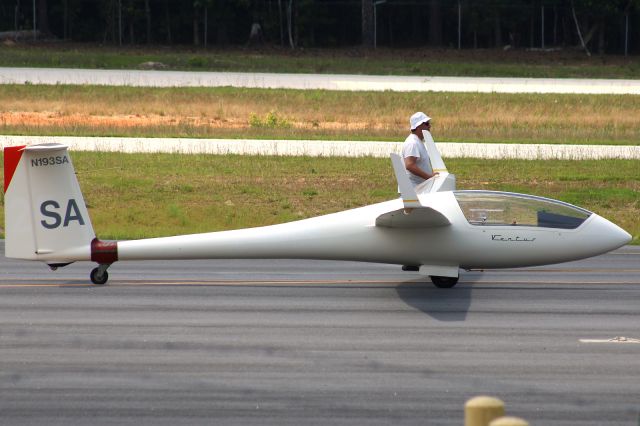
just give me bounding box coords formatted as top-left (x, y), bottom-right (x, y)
top-left (465, 396), bottom-right (505, 426)
top-left (489, 416), bottom-right (529, 426)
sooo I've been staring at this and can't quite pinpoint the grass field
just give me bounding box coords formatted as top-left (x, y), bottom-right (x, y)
top-left (1, 152), bottom-right (636, 244)
top-left (2, 85), bottom-right (640, 145)
top-left (2, 43), bottom-right (640, 79)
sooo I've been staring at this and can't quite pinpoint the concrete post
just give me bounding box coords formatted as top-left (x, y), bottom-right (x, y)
top-left (465, 396), bottom-right (505, 426)
top-left (489, 416), bottom-right (529, 426)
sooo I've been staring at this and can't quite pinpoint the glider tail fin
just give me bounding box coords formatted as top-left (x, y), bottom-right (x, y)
top-left (420, 130), bottom-right (456, 193)
top-left (4, 144), bottom-right (96, 263)
top-left (390, 153), bottom-right (422, 208)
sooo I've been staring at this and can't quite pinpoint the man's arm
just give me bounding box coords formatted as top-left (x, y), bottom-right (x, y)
top-left (404, 156), bottom-right (438, 180)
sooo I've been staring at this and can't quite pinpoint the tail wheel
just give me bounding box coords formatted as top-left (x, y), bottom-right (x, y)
top-left (90, 267), bottom-right (109, 285)
top-left (430, 275), bottom-right (459, 288)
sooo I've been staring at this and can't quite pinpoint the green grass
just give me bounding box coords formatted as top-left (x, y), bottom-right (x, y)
top-left (1, 152), bottom-right (636, 244)
top-left (2, 43), bottom-right (640, 79)
top-left (2, 84), bottom-right (640, 145)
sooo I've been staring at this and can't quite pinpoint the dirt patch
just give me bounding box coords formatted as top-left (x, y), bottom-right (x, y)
top-left (0, 111), bottom-right (245, 129)
top-left (0, 111), bottom-right (375, 131)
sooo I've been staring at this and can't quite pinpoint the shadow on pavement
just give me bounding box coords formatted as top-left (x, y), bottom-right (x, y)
top-left (395, 278), bottom-right (472, 321)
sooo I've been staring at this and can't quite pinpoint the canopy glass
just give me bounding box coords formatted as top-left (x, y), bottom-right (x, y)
top-left (454, 191), bottom-right (592, 229)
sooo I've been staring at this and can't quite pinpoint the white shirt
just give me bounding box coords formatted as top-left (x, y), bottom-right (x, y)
top-left (401, 133), bottom-right (433, 186)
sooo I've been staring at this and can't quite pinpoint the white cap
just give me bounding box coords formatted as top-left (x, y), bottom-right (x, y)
top-left (409, 112), bottom-right (431, 130)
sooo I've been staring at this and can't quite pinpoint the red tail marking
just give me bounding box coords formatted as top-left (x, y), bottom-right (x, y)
top-left (4, 146), bottom-right (26, 193)
top-left (91, 238), bottom-right (119, 264)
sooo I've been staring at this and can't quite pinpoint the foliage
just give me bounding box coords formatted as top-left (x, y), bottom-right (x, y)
top-left (3, 0), bottom-right (639, 54)
top-left (249, 111), bottom-right (291, 129)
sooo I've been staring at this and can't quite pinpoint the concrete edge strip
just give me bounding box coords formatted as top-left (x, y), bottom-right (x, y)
top-left (0, 136), bottom-right (638, 160)
top-left (2, 68), bottom-right (640, 95)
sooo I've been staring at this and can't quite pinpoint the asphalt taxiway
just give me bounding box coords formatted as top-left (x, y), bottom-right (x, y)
top-left (0, 244), bottom-right (638, 425)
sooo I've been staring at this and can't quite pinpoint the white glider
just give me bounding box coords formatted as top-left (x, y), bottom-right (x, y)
top-left (3, 132), bottom-right (631, 287)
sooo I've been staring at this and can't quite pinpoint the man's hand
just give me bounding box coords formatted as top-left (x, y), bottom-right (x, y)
top-left (404, 156), bottom-right (437, 180)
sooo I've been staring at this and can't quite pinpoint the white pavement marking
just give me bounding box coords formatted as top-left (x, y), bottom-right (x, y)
top-left (1, 135), bottom-right (638, 160)
top-left (580, 337), bottom-right (640, 344)
top-left (2, 67), bottom-right (640, 94)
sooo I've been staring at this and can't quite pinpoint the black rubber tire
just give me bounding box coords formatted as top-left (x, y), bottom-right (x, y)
top-left (90, 267), bottom-right (109, 285)
top-left (430, 275), bottom-right (459, 288)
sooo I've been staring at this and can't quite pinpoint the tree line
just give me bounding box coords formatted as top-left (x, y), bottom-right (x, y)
top-left (3, 0), bottom-right (639, 55)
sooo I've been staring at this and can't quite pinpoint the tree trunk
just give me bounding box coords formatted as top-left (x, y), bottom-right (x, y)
top-left (561, 9), bottom-right (571, 47)
top-left (553, 5), bottom-right (558, 45)
top-left (361, 0), bottom-right (374, 48)
top-left (597, 21), bottom-right (605, 55)
top-left (63, 0), bottom-right (68, 38)
top-left (411, 5), bottom-right (422, 44)
top-left (570, 0), bottom-right (591, 56)
top-left (37, 0), bottom-right (50, 36)
top-left (278, 0), bottom-right (284, 46)
top-left (529, 3), bottom-right (534, 48)
top-left (294, 0), bottom-right (299, 47)
top-left (428, 0), bottom-right (442, 47)
top-left (15, 0), bottom-right (20, 31)
top-left (118, 0), bottom-right (123, 45)
top-left (204, 7), bottom-right (208, 48)
top-left (387, 6), bottom-right (393, 46)
top-left (164, 0), bottom-right (171, 44)
top-left (287, 0), bottom-right (294, 48)
top-left (193, 14), bottom-right (200, 46)
top-left (494, 11), bottom-right (502, 47)
top-left (145, 0), bottom-right (151, 43)
top-left (109, 0), bottom-right (115, 44)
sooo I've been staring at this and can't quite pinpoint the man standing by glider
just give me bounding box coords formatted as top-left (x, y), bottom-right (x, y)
top-left (402, 111), bottom-right (438, 187)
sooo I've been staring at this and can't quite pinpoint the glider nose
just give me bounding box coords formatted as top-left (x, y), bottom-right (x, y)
top-left (586, 214), bottom-right (632, 253)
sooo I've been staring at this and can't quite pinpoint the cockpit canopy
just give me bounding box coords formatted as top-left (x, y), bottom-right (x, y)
top-left (454, 191), bottom-right (592, 229)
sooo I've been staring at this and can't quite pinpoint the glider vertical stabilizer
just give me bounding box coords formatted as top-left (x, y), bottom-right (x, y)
top-left (422, 130), bottom-right (447, 173)
top-left (417, 130), bottom-right (456, 194)
top-left (4, 144), bottom-right (95, 262)
top-left (390, 153), bottom-right (422, 209)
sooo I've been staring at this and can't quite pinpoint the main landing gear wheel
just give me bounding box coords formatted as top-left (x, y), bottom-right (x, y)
top-left (430, 275), bottom-right (459, 288)
top-left (90, 266), bottom-right (109, 285)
